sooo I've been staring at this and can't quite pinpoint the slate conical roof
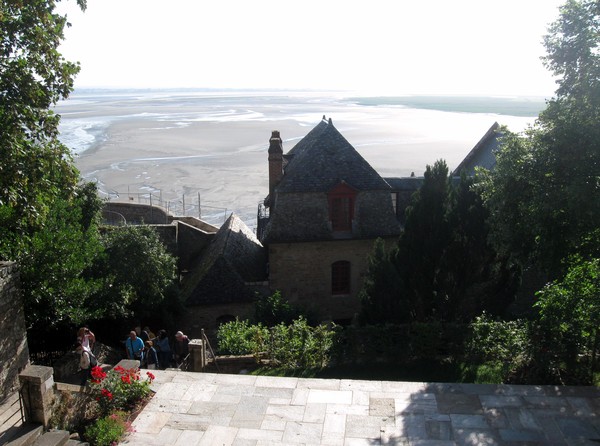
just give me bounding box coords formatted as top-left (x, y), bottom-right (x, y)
top-left (276, 118), bottom-right (391, 193)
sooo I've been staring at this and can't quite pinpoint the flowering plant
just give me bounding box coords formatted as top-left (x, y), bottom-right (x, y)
top-left (84, 410), bottom-right (135, 446)
top-left (90, 366), bottom-right (154, 416)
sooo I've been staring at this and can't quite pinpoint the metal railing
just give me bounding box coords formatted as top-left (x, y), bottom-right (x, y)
top-left (98, 186), bottom-right (230, 225)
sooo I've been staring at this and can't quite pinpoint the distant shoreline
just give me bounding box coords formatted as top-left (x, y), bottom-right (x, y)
top-left (345, 95), bottom-right (546, 117)
top-left (65, 89), bottom-right (547, 118)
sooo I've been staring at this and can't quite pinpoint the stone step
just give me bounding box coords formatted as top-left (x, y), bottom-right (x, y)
top-left (3, 424), bottom-right (43, 446)
top-left (65, 440), bottom-right (89, 446)
top-left (32, 430), bottom-right (69, 446)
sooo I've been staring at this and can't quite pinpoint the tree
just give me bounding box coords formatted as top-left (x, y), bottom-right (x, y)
top-left (398, 160), bottom-right (451, 320)
top-left (359, 162), bottom-right (516, 324)
top-left (359, 238), bottom-right (409, 324)
top-left (535, 256), bottom-right (600, 384)
top-left (18, 182), bottom-right (104, 330)
top-left (93, 225), bottom-right (178, 320)
top-left (0, 0), bottom-right (86, 247)
top-left (440, 172), bottom-right (518, 320)
top-left (480, 0), bottom-right (600, 278)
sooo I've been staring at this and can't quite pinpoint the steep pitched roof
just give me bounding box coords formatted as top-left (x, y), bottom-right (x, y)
top-left (183, 213), bottom-right (267, 306)
top-left (275, 118), bottom-right (391, 193)
top-left (452, 122), bottom-right (501, 176)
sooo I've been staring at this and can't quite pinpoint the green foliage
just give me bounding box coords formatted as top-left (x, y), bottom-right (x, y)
top-left (217, 317), bottom-right (338, 370)
top-left (84, 411), bottom-right (132, 446)
top-left (466, 313), bottom-right (531, 382)
top-left (93, 225), bottom-right (178, 319)
top-left (467, 314), bottom-right (530, 363)
top-left (216, 319), bottom-right (269, 356)
top-left (269, 317), bottom-right (337, 369)
top-left (359, 239), bottom-right (410, 324)
top-left (254, 290), bottom-right (305, 327)
top-left (0, 0), bottom-right (86, 239)
top-left (90, 365), bottom-right (154, 416)
top-left (15, 183), bottom-right (104, 329)
top-left (480, 0), bottom-right (600, 278)
top-left (534, 257), bottom-right (600, 384)
top-left (360, 161), bottom-right (516, 324)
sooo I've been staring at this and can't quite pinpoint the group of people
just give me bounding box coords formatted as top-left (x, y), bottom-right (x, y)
top-left (125, 326), bottom-right (190, 370)
top-left (74, 324), bottom-right (191, 386)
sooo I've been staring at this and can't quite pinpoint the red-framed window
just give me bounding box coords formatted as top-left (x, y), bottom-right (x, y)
top-left (331, 261), bottom-right (351, 295)
top-left (328, 182), bottom-right (357, 232)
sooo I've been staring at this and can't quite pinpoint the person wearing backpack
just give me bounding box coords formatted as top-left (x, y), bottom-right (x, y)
top-left (125, 330), bottom-right (145, 366)
top-left (76, 341), bottom-right (96, 385)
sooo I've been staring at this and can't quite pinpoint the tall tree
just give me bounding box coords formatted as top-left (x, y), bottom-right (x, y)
top-left (398, 160), bottom-right (451, 320)
top-left (0, 0), bottom-right (87, 250)
top-left (359, 238), bottom-right (409, 324)
top-left (360, 163), bottom-right (517, 324)
top-left (480, 0), bottom-right (600, 278)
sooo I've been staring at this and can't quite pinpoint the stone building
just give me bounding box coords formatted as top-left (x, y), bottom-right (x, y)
top-left (105, 119), bottom-right (501, 333)
top-left (257, 117), bottom-right (401, 323)
top-left (180, 213), bottom-right (268, 336)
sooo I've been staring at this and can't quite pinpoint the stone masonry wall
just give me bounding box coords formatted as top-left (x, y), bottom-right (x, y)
top-left (0, 262), bottom-right (30, 401)
top-left (268, 237), bottom-right (397, 323)
top-left (103, 202), bottom-right (170, 225)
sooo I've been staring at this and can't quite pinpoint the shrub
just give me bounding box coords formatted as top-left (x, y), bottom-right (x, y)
top-left (84, 411), bottom-right (133, 446)
top-left (269, 317), bottom-right (337, 369)
top-left (466, 313), bottom-right (530, 382)
top-left (90, 366), bottom-right (154, 416)
top-left (216, 319), bottom-right (269, 356)
top-left (254, 291), bottom-right (306, 327)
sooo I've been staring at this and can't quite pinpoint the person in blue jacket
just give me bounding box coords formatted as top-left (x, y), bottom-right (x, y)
top-left (125, 330), bottom-right (145, 366)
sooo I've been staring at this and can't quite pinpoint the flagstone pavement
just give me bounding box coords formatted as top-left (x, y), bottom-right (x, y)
top-left (123, 369), bottom-right (600, 445)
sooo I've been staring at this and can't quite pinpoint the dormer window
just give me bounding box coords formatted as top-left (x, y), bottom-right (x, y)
top-left (328, 182), bottom-right (357, 232)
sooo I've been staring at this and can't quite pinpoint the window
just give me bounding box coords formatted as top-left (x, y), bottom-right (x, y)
top-left (331, 196), bottom-right (352, 230)
top-left (332, 261), bottom-right (351, 295)
top-left (328, 182), bottom-right (357, 232)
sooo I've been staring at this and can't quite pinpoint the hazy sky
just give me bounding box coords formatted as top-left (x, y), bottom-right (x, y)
top-left (57, 0), bottom-right (565, 97)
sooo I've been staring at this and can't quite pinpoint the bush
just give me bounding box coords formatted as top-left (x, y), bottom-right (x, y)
top-left (216, 319), bottom-right (269, 356)
top-left (216, 317), bottom-right (338, 370)
top-left (90, 366), bottom-right (154, 416)
top-left (254, 291), bottom-right (307, 327)
top-left (269, 317), bottom-right (337, 369)
top-left (84, 411), bottom-right (133, 446)
top-left (466, 313), bottom-right (531, 382)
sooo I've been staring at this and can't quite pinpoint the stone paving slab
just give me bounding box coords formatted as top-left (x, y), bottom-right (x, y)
top-left (123, 370), bottom-right (600, 445)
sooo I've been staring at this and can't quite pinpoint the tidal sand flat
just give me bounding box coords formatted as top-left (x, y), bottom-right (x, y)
top-left (56, 90), bottom-right (540, 229)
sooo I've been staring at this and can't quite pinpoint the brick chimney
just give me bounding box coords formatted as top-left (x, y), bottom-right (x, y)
top-left (268, 130), bottom-right (283, 205)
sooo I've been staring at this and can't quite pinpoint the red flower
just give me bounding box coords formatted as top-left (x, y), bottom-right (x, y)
top-left (91, 366), bottom-right (107, 381)
top-left (120, 374), bottom-right (131, 384)
top-left (101, 388), bottom-right (113, 400)
top-left (146, 371), bottom-right (155, 381)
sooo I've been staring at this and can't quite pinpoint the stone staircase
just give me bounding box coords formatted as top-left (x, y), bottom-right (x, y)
top-left (4, 427), bottom-right (89, 445)
top-left (0, 392), bottom-right (88, 446)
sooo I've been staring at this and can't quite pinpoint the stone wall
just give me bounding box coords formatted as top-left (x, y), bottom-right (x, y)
top-left (268, 237), bottom-right (397, 323)
top-left (103, 202), bottom-right (170, 225)
top-left (0, 262), bottom-right (30, 401)
top-left (152, 224), bottom-right (178, 257)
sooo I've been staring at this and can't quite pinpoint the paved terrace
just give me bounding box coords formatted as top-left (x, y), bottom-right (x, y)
top-left (125, 369), bottom-right (600, 445)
